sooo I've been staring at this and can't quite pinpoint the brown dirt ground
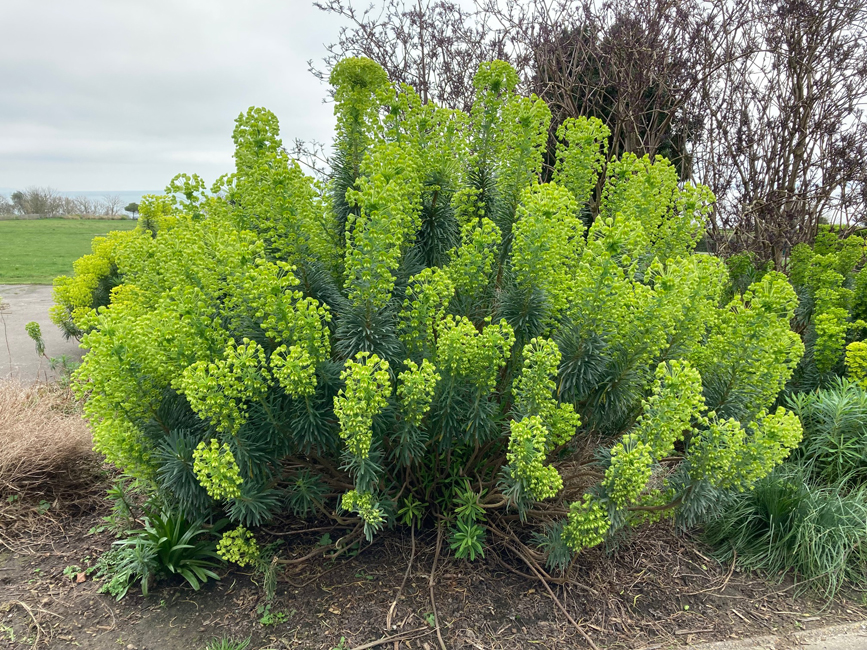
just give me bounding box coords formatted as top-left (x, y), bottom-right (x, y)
top-left (2, 485), bottom-right (866, 650)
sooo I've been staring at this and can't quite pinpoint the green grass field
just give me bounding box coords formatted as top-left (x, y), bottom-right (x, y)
top-left (0, 219), bottom-right (137, 284)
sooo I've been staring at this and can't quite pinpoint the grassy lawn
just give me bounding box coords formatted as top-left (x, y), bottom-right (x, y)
top-left (0, 219), bottom-right (137, 284)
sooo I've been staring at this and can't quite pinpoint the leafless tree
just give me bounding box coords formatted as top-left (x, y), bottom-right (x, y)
top-left (314, 0), bottom-right (733, 166)
top-left (695, 0), bottom-right (867, 264)
top-left (73, 195), bottom-right (96, 216)
top-left (312, 0), bottom-right (529, 113)
top-left (100, 194), bottom-right (123, 216)
top-left (0, 195), bottom-right (13, 215)
top-left (10, 187), bottom-right (62, 216)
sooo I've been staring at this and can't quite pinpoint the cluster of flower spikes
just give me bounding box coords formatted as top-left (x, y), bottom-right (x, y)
top-left (601, 360), bottom-right (703, 509)
top-left (691, 271), bottom-right (804, 418)
top-left (513, 338), bottom-right (581, 446)
top-left (552, 163), bottom-right (723, 385)
top-left (563, 299), bottom-right (803, 553)
top-left (50, 192), bottom-right (180, 341)
top-left (73, 199), bottom-right (332, 481)
top-left (846, 341), bottom-right (867, 389)
top-left (511, 184), bottom-right (584, 320)
top-left (688, 408), bottom-right (803, 491)
top-left (341, 490), bottom-right (386, 541)
top-left (334, 352), bottom-right (392, 460)
top-left (491, 88), bottom-right (551, 236)
top-left (562, 495), bottom-right (610, 550)
top-left (51, 226), bottom-right (140, 336)
top-left (270, 344), bottom-right (317, 398)
top-left (344, 138), bottom-right (424, 311)
top-left (451, 61), bottom-right (522, 228)
top-left (598, 153), bottom-right (712, 263)
top-left (553, 116), bottom-right (610, 207)
top-left (435, 315), bottom-right (515, 394)
top-left (397, 359), bottom-right (441, 426)
top-left (217, 526), bottom-right (260, 567)
top-left (505, 338), bottom-right (581, 501)
top-left (180, 339), bottom-right (271, 436)
top-left (398, 267), bottom-right (454, 357)
top-left (329, 57), bottom-right (392, 151)
top-left (192, 439), bottom-right (243, 500)
top-left (446, 218), bottom-right (501, 300)
top-left (507, 416), bottom-right (564, 501)
top-left (788, 231), bottom-right (866, 373)
top-left (171, 245), bottom-right (330, 438)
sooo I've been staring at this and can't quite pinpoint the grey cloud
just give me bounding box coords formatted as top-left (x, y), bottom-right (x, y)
top-left (0, 0), bottom-right (342, 191)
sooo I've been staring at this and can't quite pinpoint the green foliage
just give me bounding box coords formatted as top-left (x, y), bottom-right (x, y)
top-left (95, 509), bottom-right (220, 599)
top-left (788, 379), bottom-right (867, 487)
top-left (786, 228), bottom-right (867, 389)
top-left (204, 637), bottom-right (250, 650)
top-left (25, 321), bottom-right (45, 357)
top-left (64, 57), bottom-right (804, 567)
top-left (845, 341), bottom-right (867, 389)
top-left (704, 464), bottom-right (867, 599)
top-left (398, 495), bottom-right (425, 526)
top-left (257, 603), bottom-right (293, 626)
top-left (62, 565), bottom-right (82, 581)
top-left (705, 372), bottom-right (867, 598)
top-left (193, 439), bottom-right (243, 500)
top-left (216, 526), bottom-right (261, 567)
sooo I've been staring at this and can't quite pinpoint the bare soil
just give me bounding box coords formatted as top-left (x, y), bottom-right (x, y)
top-left (2, 490), bottom-right (866, 650)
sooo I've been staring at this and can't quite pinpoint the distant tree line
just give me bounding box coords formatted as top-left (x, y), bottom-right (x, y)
top-left (0, 186), bottom-right (128, 218)
top-left (314, 0), bottom-right (867, 266)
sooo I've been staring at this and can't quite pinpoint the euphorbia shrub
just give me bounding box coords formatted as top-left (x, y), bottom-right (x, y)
top-left (784, 228), bottom-right (867, 388)
top-left (61, 58), bottom-right (804, 569)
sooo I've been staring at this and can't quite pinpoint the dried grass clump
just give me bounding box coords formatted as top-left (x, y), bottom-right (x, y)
top-left (0, 379), bottom-right (97, 499)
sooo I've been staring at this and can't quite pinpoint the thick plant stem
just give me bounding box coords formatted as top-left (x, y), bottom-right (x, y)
top-left (386, 524), bottom-right (415, 631)
top-left (429, 525), bottom-right (447, 650)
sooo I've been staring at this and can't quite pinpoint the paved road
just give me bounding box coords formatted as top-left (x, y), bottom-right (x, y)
top-left (0, 284), bottom-right (83, 383)
top-left (687, 621), bottom-right (867, 650)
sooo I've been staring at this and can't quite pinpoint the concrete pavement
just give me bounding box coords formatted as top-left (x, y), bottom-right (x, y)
top-left (686, 621), bottom-right (867, 649)
top-left (0, 284), bottom-right (83, 383)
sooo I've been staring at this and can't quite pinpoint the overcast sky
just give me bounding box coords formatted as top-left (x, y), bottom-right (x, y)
top-left (0, 1), bottom-right (345, 192)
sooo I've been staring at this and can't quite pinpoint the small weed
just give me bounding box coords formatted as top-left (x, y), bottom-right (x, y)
top-left (204, 636), bottom-right (251, 650)
top-left (63, 565), bottom-right (82, 581)
top-left (354, 570), bottom-right (373, 581)
top-left (256, 603), bottom-right (294, 626)
top-left (36, 500), bottom-right (51, 515)
top-left (6, 494), bottom-right (18, 504)
top-left (330, 638), bottom-right (347, 650)
top-left (344, 541), bottom-right (361, 558)
top-left (316, 533), bottom-right (332, 547)
top-left (0, 624), bottom-right (15, 642)
top-left (424, 612), bottom-right (436, 627)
